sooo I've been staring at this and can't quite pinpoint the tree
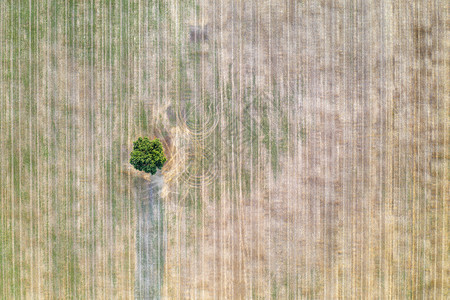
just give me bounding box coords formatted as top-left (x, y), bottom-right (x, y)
top-left (130, 137), bottom-right (167, 175)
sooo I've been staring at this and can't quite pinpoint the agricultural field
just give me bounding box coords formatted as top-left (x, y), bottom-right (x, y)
top-left (0, 0), bottom-right (448, 298)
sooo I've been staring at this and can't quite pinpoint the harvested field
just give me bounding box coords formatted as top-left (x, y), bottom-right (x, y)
top-left (0, 0), bottom-right (448, 298)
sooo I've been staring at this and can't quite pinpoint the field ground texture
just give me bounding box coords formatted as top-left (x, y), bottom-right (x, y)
top-left (0, 0), bottom-right (448, 298)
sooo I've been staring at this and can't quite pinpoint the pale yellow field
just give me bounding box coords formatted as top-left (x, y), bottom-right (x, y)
top-left (0, 0), bottom-right (448, 299)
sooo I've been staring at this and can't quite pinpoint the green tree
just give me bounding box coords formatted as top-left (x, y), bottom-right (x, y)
top-left (130, 137), bottom-right (167, 175)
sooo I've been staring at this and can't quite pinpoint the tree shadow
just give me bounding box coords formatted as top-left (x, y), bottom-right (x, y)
top-left (134, 172), bottom-right (166, 299)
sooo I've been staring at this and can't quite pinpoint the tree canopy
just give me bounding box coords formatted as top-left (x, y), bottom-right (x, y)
top-left (130, 137), bottom-right (167, 175)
